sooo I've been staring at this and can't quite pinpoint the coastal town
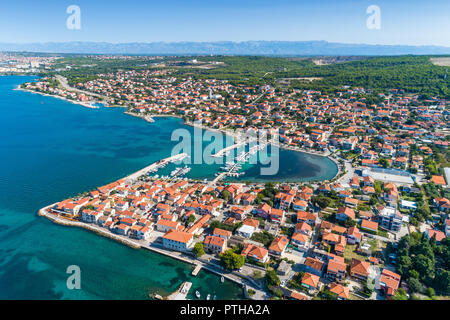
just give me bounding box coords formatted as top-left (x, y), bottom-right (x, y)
top-left (15, 54), bottom-right (450, 301)
top-left (0, 53), bottom-right (56, 74)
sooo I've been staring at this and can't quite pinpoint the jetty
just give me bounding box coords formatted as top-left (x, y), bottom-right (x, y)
top-left (125, 153), bottom-right (188, 182)
top-left (212, 141), bottom-right (245, 158)
top-left (191, 264), bottom-right (202, 276)
top-left (166, 281), bottom-right (192, 300)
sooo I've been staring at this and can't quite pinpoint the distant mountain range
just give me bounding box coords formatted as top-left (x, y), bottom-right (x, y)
top-left (1, 41), bottom-right (450, 56)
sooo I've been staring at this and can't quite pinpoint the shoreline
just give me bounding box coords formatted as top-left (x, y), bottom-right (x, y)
top-left (38, 204), bottom-right (255, 299)
top-left (19, 83), bottom-right (340, 183)
top-left (16, 86), bottom-right (100, 109)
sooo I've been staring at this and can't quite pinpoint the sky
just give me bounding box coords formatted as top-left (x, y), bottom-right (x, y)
top-left (0, 0), bottom-right (449, 46)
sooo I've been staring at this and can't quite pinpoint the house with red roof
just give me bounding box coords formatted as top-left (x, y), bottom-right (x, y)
top-left (297, 210), bottom-right (316, 226)
top-left (378, 269), bottom-right (401, 298)
top-left (241, 243), bottom-right (269, 263)
top-left (326, 257), bottom-right (347, 283)
top-left (347, 226), bottom-right (362, 244)
top-left (212, 228), bottom-right (232, 240)
top-left (204, 235), bottom-right (227, 254)
top-left (301, 272), bottom-right (320, 290)
top-left (336, 207), bottom-right (355, 222)
top-left (291, 232), bottom-right (309, 251)
top-left (430, 175), bottom-right (446, 186)
top-left (426, 229), bottom-right (446, 243)
top-left (162, 230), bottom-right (193, 252)
top-left (156, 219), bottom-right (180, 233)
top-left (256, 203), bottom-right (272, 218)
top-left (295, 221), bottom-right (313, 236)
top-left (361, 220), bottom-right (379, 233)
top-left (268, 236), bottom-right (289, 257)
top-left (329, 282), bottom-right (350, 300)
top-left (303, 257), bottom-right (324, 277)
top-left (350, 258), bottom-right (371, 282)
top-left (270, 208), bottom-right (285, 223)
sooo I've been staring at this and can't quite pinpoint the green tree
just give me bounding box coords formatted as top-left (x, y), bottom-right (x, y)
top-left (433, 269), bottom-right (450, 296)
top-left (379, 158), bottom-right (389, 168)
top-left (413, 254), bottom-right (435, 282)
top-left (265, 269), bottom-right (281, 287)
top-left (269, 286), bottom-right (283, 298)
top-left (407, 277), bottom-right (422, 293)
top-left (408, 269), bottom-right (420, 280)
top-left (187, 214), bottom-right (196, 224)
top-left (426, 287), bottom-right (435, 298)
top-left (311, 195), bottom-right (332, 209)
top-left (397, 255), bottom-right (412, 276)
top-left (391, 288), bottom-right (408, 300)
top-left (192, 242), bottom-right (205, 257)
top-left (222, 190), bottom-right (231, 203)
top-left (219, 250), bottom-right (245, 270)
top-left (252, 270), bottom-right (263, 280)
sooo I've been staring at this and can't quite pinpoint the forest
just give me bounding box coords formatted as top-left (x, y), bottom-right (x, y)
top-left (45, 54), bottom-right (450, 99)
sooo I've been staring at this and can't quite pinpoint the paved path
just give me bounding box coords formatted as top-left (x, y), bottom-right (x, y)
top-left (336, 159), bottom-right (354, 184)
top-left (56, 75), bottom-right (113, 103)
top-left (212, 141), bottom-right (246, 158)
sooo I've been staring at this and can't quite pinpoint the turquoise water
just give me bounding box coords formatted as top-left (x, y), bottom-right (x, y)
top-left (0, 75), bottom-right (336, 299)
top-left (0, 76), bottom-right (242, 299)
top-left (155, 142), bottom-right (338, 183)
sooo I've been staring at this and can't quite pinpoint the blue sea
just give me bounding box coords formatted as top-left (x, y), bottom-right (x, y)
top-left (0, 75), bottom-right (336, 299)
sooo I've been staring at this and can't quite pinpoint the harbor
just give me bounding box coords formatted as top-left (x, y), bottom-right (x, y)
top-left (125, 153), bottom-right (188, 182)
top-left (212, 143), bottom-right (268, 183)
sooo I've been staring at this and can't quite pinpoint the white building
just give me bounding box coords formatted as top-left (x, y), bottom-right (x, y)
top-left (236, 224), bottom-right (256, 238)
top-left (162, 230), bottom-right (193, 252)
top-left (378, 206), bottom-right (402, 232)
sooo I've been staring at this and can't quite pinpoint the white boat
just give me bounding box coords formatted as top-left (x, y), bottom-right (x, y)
top-left (180, 165), bottom-right (191, 175)
top-left (195, 290), bottom-right (200, 298)
top-left (206, 294), bottom-right (211, 300)
top-left (213, 295), bottom-right (216, 300)
top-left (170, 165), bottom-right (191, 177)
top-left (221, 276), bottom-right (224, 283)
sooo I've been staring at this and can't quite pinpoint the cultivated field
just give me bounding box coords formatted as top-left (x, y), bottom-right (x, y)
top-left (430, 57), bottom-right (450, 66)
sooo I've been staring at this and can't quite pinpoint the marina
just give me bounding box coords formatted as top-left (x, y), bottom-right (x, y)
top-left (125, 153), bottom-right (188, 182)
top-left (170, 165), bottom-right (192, 178)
